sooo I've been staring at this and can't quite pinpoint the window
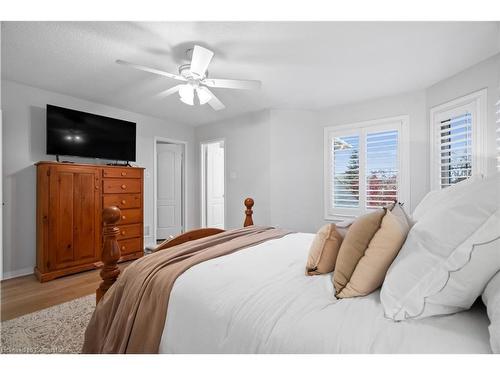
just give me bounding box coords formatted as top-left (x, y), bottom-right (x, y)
top-left (366, 129), bottom-right (399, 209)
top-left (438, 113), bottom-right (473, 188)
top-left (332, 135), bottom-right (360, 209)
top-left (324, 116), bottom-right (409, 220)
top-left (430, 89), bottom-right (487, 190)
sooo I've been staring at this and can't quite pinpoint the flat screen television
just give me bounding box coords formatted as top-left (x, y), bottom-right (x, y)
top-left (46, 105), bottom-right (137, 162)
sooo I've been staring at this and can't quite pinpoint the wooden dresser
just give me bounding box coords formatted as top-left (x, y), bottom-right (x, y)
top-left (35, 161), bottom-right (145, 282)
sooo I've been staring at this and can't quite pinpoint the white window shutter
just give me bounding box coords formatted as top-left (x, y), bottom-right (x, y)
top-left (332, 135), bottom-right (360, 208)
top-left (439, 113), bottom-right (472, 188)
top-left (365, 130), bottom-right (399, 208)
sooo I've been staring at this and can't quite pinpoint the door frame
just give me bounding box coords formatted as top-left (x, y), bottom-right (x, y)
top-left (153, 136), bottom-right (187, 243)
top-left (200, 138), bottom-right (226, 228)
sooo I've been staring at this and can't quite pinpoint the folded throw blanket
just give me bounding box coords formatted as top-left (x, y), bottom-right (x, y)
top-left (82, 225), bottom-right (292, 353)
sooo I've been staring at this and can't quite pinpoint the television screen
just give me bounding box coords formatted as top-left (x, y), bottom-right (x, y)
top-left (46, 105), bottom-right (136, 161)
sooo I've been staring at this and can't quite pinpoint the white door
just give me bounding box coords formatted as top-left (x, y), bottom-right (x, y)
top-left (157, 143), bottom-right (183, 239)
top-left (204, 141), bottom-right (225, 229)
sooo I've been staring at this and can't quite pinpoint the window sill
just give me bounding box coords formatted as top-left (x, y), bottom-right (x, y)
top-left (324, 213), bottom-right (357, 222)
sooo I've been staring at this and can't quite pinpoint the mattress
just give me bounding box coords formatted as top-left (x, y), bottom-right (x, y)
top-left (159, 233), bottom-right (492, 353)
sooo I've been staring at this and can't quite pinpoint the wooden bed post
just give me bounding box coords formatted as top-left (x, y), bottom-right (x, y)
top-left (96, 206), bottom-right (122, 304)
top-left (244, 198), bottom-right (254, 227)
top-left (97, 198), bottom-right (255, 302)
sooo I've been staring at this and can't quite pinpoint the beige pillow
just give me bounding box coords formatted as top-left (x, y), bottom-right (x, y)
top-left (333, 209), bottom-right (385, 295)
top-left (306, 224), bottom-right (343, 275)
top-left (336, 208), bottom-right (410, 298)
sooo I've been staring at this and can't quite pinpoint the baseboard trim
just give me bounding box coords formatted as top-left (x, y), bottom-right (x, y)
top-left (1, 267), bottom-right (34, 281)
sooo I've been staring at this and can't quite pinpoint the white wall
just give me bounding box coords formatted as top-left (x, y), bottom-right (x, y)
top-left (192, 91), bottom-right (428, 233)
top-left (268, 109), bottom-right (322, 232)
top-left (266, 91), bottom-right (427, 232)
top-left (202, 50), bottom-right (496, 233)
top-left (195, 54), bottom-right (498, 233)
top-left (1, 80), bottom-right (199, 278)
top-left (426, 52), bottom-right (500, 175)
top-left (196, 110), bottom-right (271, 229)
top-left (195, 90), bottom-right (427, 234)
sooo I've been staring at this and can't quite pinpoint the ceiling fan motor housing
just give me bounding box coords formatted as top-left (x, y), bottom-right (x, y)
top-left (179, 63), bottom-right (207, 80)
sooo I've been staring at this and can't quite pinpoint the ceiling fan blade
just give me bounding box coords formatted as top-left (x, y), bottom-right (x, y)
top-left (190, 45), bottom-right (214, 78)
top-left (156, 85), bottom-right (183, 98)
top-left (203, 78), bottom-right (261, 90)
top-left (199, 87), bottom-right (225, 111)
top-left (116, 60), bottom-right (186, 81)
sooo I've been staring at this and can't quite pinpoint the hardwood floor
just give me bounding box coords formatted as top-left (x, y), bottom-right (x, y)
top-left (1, 262), bottom-right (131, 321)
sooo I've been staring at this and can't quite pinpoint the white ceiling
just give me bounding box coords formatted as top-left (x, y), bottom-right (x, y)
top-left (2, 21), bottom-right (499, 126)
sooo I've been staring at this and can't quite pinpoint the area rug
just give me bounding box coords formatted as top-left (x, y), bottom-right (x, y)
top-left (0, 295), bottom-right (95, 354)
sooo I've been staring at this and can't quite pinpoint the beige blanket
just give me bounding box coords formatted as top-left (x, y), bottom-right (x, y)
top-left (82, 226), bottom-right (292, 353)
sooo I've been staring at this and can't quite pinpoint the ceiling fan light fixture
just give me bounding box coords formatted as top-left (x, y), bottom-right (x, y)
top-left (179, 84), bottom-right (194, 106)
top-left (117, 44), bottom-right (261, 112)
top-left (180, 95), bottom-right (194, 106)
top-left (196, 87), bottom-right (211, 105)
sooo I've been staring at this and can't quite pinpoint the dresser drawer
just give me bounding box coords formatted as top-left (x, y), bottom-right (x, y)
top-left (103, 193), bottom-right (141, 209)
top-left (116, 223), bottom-right (142, 240)
top-left (118, 208), bottom-right (142, 225)
top-left (103, 179), bottom-right (142, 194)
top-left (103, 168), bottom-right (142, 179)
top-left (118, 238), bottom-right (143, 256)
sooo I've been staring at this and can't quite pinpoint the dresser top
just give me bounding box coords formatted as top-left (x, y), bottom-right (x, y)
top-left (35, 161), bottom-right (145, 169)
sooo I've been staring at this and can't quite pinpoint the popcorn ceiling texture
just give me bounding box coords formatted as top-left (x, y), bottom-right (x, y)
top-left (2, 22), bottom-right (498, 126)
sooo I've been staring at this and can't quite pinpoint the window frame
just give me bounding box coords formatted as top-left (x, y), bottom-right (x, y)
top-left (323, 115), bottom-right (410, 221)
top-left (429, 89), bottom-right (487, 191)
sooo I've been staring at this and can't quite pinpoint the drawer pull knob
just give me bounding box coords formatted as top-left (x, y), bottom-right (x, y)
top-left (122, 215), bottom-right (126, 220)
top-left (121, 200), bottom-right (126, 205)
top-left (121, 184), bottom-right (127, 190)
top-left (121, 246), bottom-right (126, 251)
top-left (121, 172), bottom-right (127, 176)
top-left (121, 231), bottom-right (126, 235)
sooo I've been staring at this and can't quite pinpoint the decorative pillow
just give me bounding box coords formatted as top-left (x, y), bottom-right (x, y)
top-left (483, 271), bottom-right (500, 353)
top-left (381, 173), bottom-right (500, 321)
top-left (336, 207), bottom-right (411, 298)
top-left (333, 209), bottom-right (385, 296)
top-left (412, 175), bottom-right (484, 222)
top-left (306, 224), bottom-right (343, 275)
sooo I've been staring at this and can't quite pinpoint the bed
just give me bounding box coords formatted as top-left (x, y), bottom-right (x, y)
top-left (86, 196), bottom-right (495, 354)
top-left (160, 232), bottom-right (491, 354)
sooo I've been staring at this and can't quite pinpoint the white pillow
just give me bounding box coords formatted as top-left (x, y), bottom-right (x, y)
top-left (483, 271), bottom-right (500, 353)
top-left (381, 173), bottom-right (500, 321)
top-left (412, 175), bottom-right (484, 222)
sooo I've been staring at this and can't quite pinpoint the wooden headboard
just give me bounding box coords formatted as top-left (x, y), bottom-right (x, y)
top-left (96, 198), bottom-right (255, 303)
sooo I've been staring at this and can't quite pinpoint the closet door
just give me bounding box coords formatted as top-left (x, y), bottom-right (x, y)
top-left (48, 165), bottom-right (100, 270)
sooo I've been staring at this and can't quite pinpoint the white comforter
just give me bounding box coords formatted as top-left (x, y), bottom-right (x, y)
top-left (159, 233), bottom-right (491, 353)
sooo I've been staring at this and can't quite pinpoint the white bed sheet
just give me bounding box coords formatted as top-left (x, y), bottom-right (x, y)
top-left (159, 233), bottom-right (492, 353)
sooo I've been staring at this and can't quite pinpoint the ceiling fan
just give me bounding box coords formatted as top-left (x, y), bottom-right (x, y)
top-left (116, 45), bottom-right (261, 111)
